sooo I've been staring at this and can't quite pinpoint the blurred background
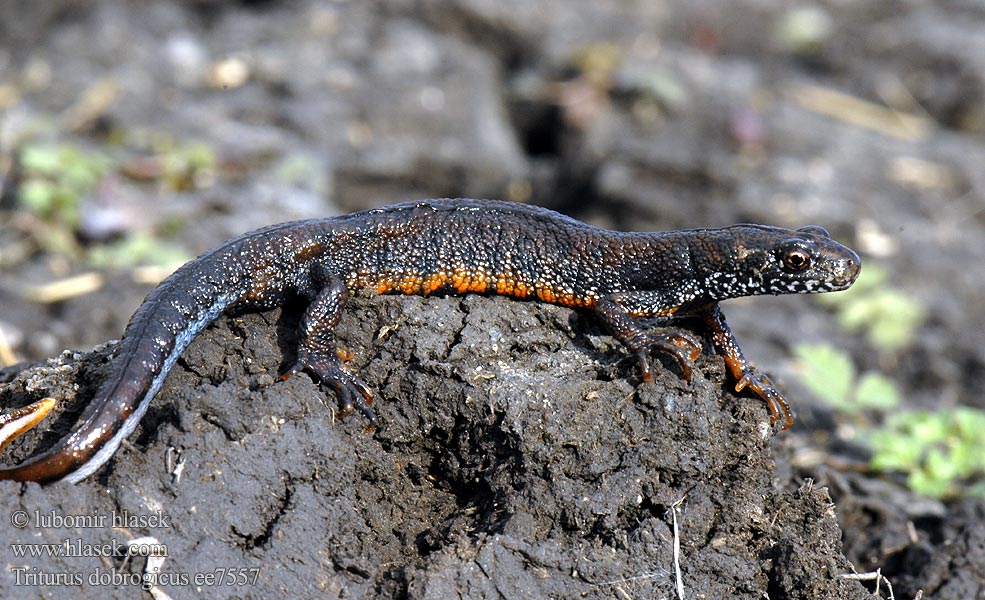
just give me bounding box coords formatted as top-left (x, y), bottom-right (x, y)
top-left (1, 1), bottom-right (983, 595)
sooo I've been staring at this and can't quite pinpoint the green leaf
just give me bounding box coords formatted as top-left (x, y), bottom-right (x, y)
top-left (20, 180), bottom-right (59, 214)
top-left (854, 372), bottom-right (901, 410)
top-left (21, 144), bottom-right (63, 175)
top-left (86, 232), bottom-right (191, 270)
top-left (868, 408), bottom-right (985, 499)
top-left (865, 291), bottom-right (924, 351)
top-left (869, 430), bottom-right (920, 471)
top-left (909, 468), bottom-right (952, 499)
top-left (793, 343), bottom-right (855, 409)
top-left (817, 263), bottom-right (925, 353)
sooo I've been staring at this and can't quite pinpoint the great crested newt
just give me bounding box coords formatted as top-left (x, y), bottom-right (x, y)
top-left (0, 199), bottom-right (860, 484)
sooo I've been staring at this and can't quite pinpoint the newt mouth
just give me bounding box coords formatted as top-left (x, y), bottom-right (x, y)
top-left (833, 251), bottom-right (862, 289)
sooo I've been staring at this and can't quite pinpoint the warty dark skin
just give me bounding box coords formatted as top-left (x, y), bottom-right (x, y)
top-left (0, 199), bottom-right (860, 483)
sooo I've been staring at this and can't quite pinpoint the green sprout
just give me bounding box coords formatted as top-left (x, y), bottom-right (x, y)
top-left (86, 231), bottom-right (190, 270)
top-left (12, 138), bottom-right (200, 268)
top-left (162, 140), bottom-right (216, 191)
top-left (870, 408), bottom-right (985, 499)
top-left (793, 343), bottom-right (900, 414)
top-left (19, 143), bottom-right (112, 227)
top-left (816, 263), bottom-right (924, 353)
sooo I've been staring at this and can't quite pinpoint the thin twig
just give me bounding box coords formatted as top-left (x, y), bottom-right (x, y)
top-left (788, 84), bottom-right (932, 141)
top-left (838, 568), bottom-right (902, 600)
top-left (24, 272), bottom-right (104, 304)
top-left (671, 493), bottom-right (688, 600)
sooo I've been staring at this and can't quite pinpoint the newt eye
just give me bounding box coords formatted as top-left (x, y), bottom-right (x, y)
top-left (781, 247), bottom-right (811, 271)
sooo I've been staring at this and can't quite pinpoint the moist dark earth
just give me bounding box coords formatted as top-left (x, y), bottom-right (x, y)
top-left (0, 296), bottom-right (870, 599)
top-left (2, 1), bottom-right (985, 599)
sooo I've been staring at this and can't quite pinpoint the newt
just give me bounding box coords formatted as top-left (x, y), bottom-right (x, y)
top-left (0, 198), bottom-right (860, 484)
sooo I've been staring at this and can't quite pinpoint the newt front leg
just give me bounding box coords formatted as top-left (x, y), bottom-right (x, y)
top-left (700, 303), bottom-right (793, 429)
top-left (594, 295), bottom-right (703, 382)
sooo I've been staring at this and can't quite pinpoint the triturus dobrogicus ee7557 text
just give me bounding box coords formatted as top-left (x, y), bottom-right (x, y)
top-left (0, 198), bottom-right (860, 484)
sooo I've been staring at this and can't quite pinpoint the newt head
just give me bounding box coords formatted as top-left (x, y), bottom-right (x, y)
top-left (705, 224), bottom-right (861, 299)
top-left (773, 224), bottom-right (861, 293)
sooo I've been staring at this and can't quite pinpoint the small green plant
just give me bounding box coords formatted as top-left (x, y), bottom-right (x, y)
top-left (114, 129), bottom-right (218, 191)
top-left (795, 344), bottom-right (985, 498)
top-left (803, 265), bottom-right (984, 498)
top-left (793, 343), bottom-right (900, 414)
top-left (86, 232), bottom-right (190, 270)
top-left (870, 408), bottom-right (985, 499)
top-left (161, 140), bottom-right (216, 191)
top-left (816, 264), bottom-right (924, 353)
top-left (13, 138), bottom-right (199, 268)
top-left (19, 143), bottom-right (112, 228)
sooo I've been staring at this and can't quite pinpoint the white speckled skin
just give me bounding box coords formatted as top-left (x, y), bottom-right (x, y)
top-left (0, 199), bottom-right (860, 483)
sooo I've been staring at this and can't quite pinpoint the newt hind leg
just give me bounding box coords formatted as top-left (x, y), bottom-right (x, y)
top-left (284, 263), bottom-right (377, 424)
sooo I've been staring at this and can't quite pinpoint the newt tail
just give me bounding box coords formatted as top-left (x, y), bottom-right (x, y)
top-left (0, 199), bottom-right (860, 484)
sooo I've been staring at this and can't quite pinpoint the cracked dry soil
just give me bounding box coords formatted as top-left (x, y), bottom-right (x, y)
top-left (0, 292), bottom-right (871, 598)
